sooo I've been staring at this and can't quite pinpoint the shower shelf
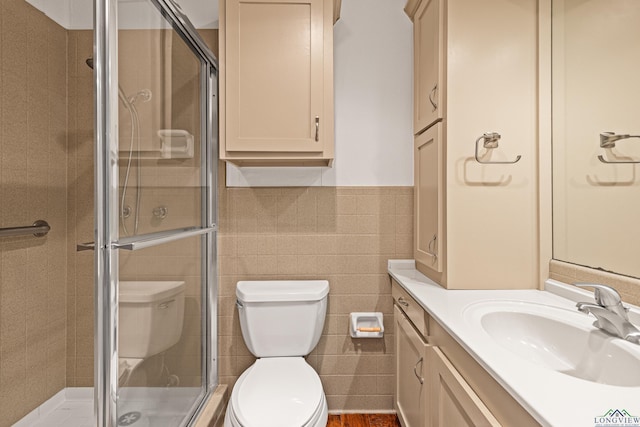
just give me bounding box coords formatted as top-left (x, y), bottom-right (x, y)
top-left (117, 149), bottom-right (194, 160)
top-left (118, 149), bottom-right (163, 160)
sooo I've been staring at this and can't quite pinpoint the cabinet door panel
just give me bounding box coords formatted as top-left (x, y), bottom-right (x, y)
top-left (395, 305), bottom-right (429, 427)
top-left (226, 0), bottom-right (324, 152)
top-left (430, 347), bottom-right (500, 427)
top-left (415, 123), bottom-right (442, 273)
top-left (445, 0), bottom-right (538, 288)
top-left (414, 0), bottom-right (443, 133)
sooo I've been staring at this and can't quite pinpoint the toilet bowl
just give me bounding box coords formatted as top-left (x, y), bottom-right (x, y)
top-left (118, 281), bottom-right (186, 384)
top-left (225, 358), bottom-right (328, 427)
top-left (224, 280), bottom-right (330, 427)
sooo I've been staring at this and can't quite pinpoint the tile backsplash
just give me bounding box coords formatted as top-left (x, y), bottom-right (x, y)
top-left (550, 259), bottom-right (640, 307)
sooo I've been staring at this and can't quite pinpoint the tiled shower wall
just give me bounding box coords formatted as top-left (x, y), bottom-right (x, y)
top-left (66, 29), bottom-right (95, 388)
top-left (0, 1), bottom-right (68, 425)
top-left (218, 186), bottom-right (413, 411)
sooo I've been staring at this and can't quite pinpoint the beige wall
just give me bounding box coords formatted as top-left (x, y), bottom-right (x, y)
top-left (66, 29), bottom-right (95, 388)
top-left (0, 1), bottom-right (68, 425)
top-left (218, 185), bottom-right (413, 411)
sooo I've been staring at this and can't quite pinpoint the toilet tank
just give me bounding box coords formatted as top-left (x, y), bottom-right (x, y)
top-left (119, 281), bottom-right (185, 358)
top-left (236, 280), bottom-right (330, 358)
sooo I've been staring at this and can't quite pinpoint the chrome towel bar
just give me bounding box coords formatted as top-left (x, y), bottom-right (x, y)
top-left (0, 220), bottom-right (50, 238)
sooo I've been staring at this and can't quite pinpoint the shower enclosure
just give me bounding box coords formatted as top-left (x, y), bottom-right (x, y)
top-left (95, 0), bottom-right (218, 425)
top-left (0, 0), bottom-right (218, 425)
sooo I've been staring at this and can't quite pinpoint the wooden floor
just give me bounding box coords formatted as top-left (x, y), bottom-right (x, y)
top-left (326, 414), bottom-right (401, 427)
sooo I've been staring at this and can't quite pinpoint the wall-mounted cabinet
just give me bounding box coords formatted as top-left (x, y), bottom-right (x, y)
top-left (409, 0), bottom-right (444, 133)
top-left (406, 0), bottom-right (539, 289)
top-left (219, 0), bottom-right (340, 166)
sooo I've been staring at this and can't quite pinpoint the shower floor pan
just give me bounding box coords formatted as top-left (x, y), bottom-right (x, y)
top-left (13, 387), bottom-right (202, 427)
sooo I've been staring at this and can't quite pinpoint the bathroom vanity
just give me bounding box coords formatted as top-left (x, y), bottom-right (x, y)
top-left (389, 260), bottom-right (640, 427)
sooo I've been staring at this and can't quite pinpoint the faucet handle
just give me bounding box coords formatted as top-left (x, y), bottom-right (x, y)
top-left (574, 283), bottom-right (623, 308)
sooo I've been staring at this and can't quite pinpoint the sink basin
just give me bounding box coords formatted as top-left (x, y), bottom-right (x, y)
top-left (464, 300), bottom-right (640, 386)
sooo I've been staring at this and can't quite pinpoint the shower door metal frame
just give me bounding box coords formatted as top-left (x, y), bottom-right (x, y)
top-left (93, 0), bottom-right (218, 425)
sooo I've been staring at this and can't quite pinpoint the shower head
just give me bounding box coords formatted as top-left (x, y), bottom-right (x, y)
top-left (85, 56), bottom-right (134, 110)
top-left (85, 57), bottom-right (152, 107)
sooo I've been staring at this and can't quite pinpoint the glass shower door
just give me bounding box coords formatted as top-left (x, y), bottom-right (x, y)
top-left (94, 0), bottom-right (217, 425)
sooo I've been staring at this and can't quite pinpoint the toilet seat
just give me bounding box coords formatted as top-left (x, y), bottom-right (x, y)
top-left (228, 357), bottom-right (326, 427)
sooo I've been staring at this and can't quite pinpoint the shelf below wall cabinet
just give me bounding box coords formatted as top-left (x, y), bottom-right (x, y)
top-left (219, 0), bottom-right (341, 167)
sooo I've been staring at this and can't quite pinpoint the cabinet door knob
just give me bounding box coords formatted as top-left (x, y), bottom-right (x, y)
top-left (315, 116), bottom-right (320, 142)
top-left (398, 297), bottom-right (409, 307)
top-left (414, 357), bottom-right (424, 384)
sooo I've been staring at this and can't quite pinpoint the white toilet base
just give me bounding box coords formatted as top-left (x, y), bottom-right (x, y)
top-left (224, 390), bottom-right (328, 427)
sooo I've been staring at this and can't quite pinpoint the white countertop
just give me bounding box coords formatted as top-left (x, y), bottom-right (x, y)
top-left (388, 259), bottom-right (640, 427)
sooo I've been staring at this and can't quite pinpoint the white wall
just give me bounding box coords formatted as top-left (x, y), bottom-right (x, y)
top-left (26, 0), bottom-right (218, 29)
top-left (27, 0), bottom-right (413, 187)
top-left (226, 0), bottom-right (414, 187)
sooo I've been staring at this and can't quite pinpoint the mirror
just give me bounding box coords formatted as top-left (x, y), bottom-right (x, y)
top-left (552, 0), bottom-right (640, 277)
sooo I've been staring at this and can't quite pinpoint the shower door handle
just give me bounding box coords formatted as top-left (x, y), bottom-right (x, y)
top-left (77, 226), bottom-right (216, 252)
top-left (112, 226), bottom-right (216, 251)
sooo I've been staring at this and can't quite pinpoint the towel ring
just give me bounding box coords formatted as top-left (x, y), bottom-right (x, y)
top-left (474, 132), bottom-right (522, 164)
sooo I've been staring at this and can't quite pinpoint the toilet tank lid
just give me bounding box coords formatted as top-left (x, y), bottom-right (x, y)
top-left (236, 280), bottom-right (329, 303)
top-left (119, 281), bottom-right (185, 303)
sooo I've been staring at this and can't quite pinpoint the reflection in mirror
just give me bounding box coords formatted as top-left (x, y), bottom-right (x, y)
top-left (553, 0), bottom-right (640, 277)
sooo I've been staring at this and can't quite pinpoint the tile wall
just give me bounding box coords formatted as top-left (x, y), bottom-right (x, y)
top-left (549, 259), bottom-right (640, 306)
top-left (66, 29), bottom-right (94, 388)
top-left (0, 1), bottom-right (68, 425)
top-left (218, 185), bottom-right (414, 411)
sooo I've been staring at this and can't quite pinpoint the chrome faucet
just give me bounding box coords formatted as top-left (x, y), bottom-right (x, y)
top-left (575, 283), bottom-right (640, 344)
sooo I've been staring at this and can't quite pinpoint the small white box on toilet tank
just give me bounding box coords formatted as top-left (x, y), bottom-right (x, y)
top-left (119, 281), bottom-right (186, 358)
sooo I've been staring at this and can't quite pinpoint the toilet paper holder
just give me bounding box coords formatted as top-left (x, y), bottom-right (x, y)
top-left (350, 312), bottom-right (384, 338)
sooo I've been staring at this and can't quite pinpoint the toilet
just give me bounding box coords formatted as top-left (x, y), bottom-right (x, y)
top-left (118, 280), bottom-right (186, 384)
top-left (224, 280), bottom-right (330, 427)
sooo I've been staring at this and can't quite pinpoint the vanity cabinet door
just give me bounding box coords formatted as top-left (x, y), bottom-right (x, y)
top-left (395, 305), bottom-right (430, 427)
top-left (430, 346), bottom-right (500, 427)
top-left (415, 123), bottom-right (443, 273)
top-left (412, 0), bottom-right (444, 133)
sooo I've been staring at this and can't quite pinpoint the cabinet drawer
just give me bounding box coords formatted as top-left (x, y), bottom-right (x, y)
top-left (392, 279), bottom-right (429, 338)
